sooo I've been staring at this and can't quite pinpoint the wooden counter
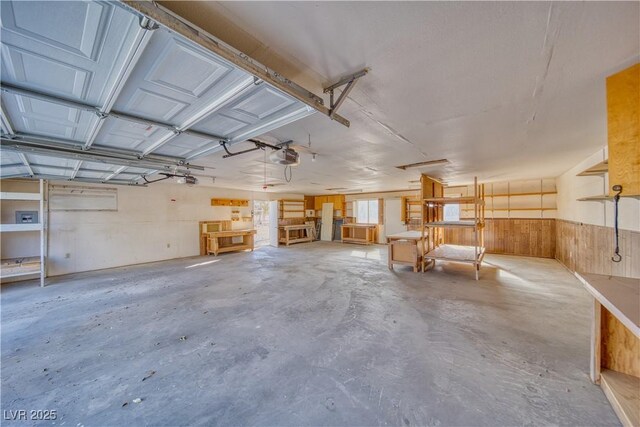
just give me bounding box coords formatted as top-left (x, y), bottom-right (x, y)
top-left (206, 229), bottom-right (256, 256)
top-left (341, 224), bottom-right (377, 245)
top-left (577, 272), bottom-right (639, 427)
top-left (279, 224), bottom-right (314, 246)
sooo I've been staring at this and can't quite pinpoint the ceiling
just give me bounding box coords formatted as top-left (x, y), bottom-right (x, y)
top-left (161, 1), bottom-right (639, 194)
top-left (1, 1), bottom-right (638, 195)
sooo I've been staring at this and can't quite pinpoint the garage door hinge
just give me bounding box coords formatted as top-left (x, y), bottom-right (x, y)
top-left (139, 17), bottom-right (159, 31)
top-left (94, 110), bottom-right (108, 119)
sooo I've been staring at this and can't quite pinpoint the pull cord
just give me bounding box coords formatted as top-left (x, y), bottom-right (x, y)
top-left (612, 185), bottom-right (622, 263)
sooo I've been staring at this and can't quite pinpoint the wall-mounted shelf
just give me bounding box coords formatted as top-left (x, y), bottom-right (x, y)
top-left (577, 161), bottom-right (608, 177)
top-left (462, 207), bottom-right (557, 212)
top-left (211, 198), bottom-right (249, 207)
top-left (485, 191), bottom-right (557, 197)
top-left (576, 158), bottom-right (610, 201)
top-left (577, 195), bottom-right (613, 202)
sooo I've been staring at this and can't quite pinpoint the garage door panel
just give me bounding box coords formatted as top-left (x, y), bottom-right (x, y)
top-left (26, 155), bottom-right (76, 169)
top-left (4, 94), bottom-right (97, 142)
top-left (113, 29), bottom-right (253, 127)
top-left (1, 0), bottom-right (107, 60)
top-left (152, 133), bottom-right (212, 158)
top-left (0, 165), bottom-right (28, 177)
top-left (76, 170), bottom-right (111, 180)
top-left (1, 152), bottom-right (22, 166)
top-left (32, 165), bottom-right (72, 177)
top-left (145, 37), bottom-right (233, 98)
top-left (192, 113), bottom-right (250, 137)
top-left (93, 117), bottom-right (171, 152)
top-left (0, 1), bottom-right (143, 106)
top-left (1, 44), bottom-right (93, 100)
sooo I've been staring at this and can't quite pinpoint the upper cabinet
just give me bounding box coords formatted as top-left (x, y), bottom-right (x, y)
top-left (607, 63), bottom-right (639, 196)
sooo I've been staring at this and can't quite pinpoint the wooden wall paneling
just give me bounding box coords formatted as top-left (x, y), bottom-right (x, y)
top-left (601, 307), bottom-right (640, 378)
top-left (443, 219), bottom-right (556, 258)
top-left (555, 219), bottom-right (640, 279)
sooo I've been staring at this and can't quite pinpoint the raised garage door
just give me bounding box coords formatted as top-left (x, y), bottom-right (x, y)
top-left (0, 1), bottom-right (320, 185)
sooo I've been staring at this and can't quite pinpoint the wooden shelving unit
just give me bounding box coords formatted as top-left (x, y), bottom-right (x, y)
top-left (278, 199), bottom-right (305, 219)
top-left (449, 180), bottom-right (556, 218)
top-left (421, 176), bottom-right (485, 280)
top-left (401, 196), bottom-right (421, 224)
top-left (0, 179), bottom-right (46, 287)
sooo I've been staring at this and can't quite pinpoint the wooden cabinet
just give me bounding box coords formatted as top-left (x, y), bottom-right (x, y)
top-left (314, 196), bottom-right (326, 211)
top-left (607, 63), bottom-right (639, 196)
top-left (304, 196), bottom-right (315, 211)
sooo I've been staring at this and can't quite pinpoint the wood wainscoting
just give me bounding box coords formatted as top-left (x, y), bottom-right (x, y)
top-left (443, 219), bottom-right (556, 258)
top-left (555, 219), bottom-right (640, 278)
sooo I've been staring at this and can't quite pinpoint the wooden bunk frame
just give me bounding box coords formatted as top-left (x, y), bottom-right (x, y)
top-left (420, 176), bottom-right (486, 280)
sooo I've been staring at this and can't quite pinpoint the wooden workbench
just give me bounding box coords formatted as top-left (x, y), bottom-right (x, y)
top-left (386, 230), bottom-right (427, 272)
top-left (576, 272), bottom-right (639, 427)
top-left (341, 223), bottom-right (377, 245)
top-left (279, 224), bottom-right (314, 246)
top-left (206, 229), bottom-right (256, 256)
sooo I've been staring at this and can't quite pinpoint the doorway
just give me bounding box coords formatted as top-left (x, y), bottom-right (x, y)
top-left (253, 200), bottom-right (271, 247)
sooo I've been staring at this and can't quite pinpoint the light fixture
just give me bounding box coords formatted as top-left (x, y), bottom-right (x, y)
top-left (396, 159), bottom-right (449, 170)
top-left (312, 153), bottom-right (317, 162)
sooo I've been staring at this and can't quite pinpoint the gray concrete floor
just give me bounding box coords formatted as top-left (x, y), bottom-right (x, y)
top-left (1, 242), bottom-right (619, 426)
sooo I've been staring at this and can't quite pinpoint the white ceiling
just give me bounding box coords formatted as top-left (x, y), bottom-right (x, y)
top-left (167, 1), bottom-right (639, 194)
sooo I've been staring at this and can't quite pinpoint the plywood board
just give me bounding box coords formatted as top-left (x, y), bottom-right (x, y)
top-left (607, 63), bottom-right (640, 196)
top-left (600, 369), bottom-right (640, 427)
top-left (601, 308), bottom-right (640, 378)
top-left (320, 203), bottom-right (334, 241)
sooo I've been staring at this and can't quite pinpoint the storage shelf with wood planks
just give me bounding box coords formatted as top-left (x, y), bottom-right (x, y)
top-left (421, 176), bottom-right (486, 280)
top-left (577, 160), bottom-right (608, 177)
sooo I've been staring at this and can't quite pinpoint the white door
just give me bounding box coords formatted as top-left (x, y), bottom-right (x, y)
top-left (384, 199), bottom-right (405, 237)
top-left (320, 203), bottom-right (334, 241)
top-left (268, 200), bottom-right (279, 247)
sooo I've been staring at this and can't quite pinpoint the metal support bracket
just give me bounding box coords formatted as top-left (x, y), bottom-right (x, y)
top-left (220, 139), bottom-right (281, 159)
top-left (323, 69), bottom-right (368, 118)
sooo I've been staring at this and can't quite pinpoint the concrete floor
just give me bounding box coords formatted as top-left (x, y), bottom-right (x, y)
top-left (1, 242), bottom-right (619, 426)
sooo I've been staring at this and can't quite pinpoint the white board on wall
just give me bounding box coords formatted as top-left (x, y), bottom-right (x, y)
top-left (320, 203), bottom-right (334, 241)
top-left (50, 185), bottom-right (118, 211)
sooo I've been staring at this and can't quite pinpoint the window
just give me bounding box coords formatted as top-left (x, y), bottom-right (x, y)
top-left (443, 193), bottom-right (461, 221)
top-left (443, 204), bottom-right (460, 221)
top-left (354, 199), bottom-right (379, 224)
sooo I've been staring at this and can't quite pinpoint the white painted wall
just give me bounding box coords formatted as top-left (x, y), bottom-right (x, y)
top-left (1, 179), bottom-right (303, 277)
top-left (556, 147), bottom-right (640, 232)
